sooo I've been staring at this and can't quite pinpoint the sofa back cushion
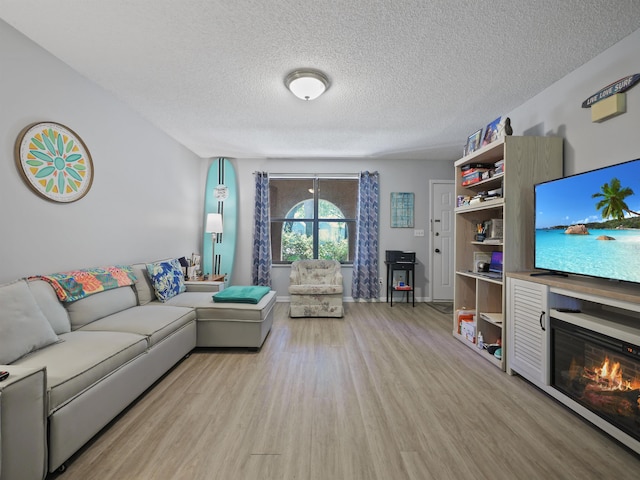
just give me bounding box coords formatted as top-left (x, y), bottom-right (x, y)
top-left (291, 259), bottom-right (342, 285)
top-left (66, 286), bottom-right (137, 329)
top-left (0, 279), bottom-right (60, 364)
top-left (131, 262), bottom-right (156, 305)
top-left (28, 279), bottom-right (71, 334)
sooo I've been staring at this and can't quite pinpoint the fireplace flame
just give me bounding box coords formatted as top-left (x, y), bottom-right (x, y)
top-left (593, 357), bottom-right (640, 391)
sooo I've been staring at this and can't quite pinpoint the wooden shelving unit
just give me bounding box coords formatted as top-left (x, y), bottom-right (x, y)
top-left (453, 136), bottom-right (563, 370)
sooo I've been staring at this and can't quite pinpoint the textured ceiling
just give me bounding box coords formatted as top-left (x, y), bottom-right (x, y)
top-left (1, 1), bottom-right (640, 160)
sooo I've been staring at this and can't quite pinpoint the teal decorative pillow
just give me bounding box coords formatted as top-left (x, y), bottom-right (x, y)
top-left (145, 259), bottom-right (186, 302)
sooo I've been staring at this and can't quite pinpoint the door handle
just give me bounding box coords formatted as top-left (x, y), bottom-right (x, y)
top-left (435, 248), bottom-right (441, 253)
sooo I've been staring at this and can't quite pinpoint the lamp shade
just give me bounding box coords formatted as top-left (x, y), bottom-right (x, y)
top-left (285, 69), bottom-right (329, 101)
top-left (206, 213), bottom-right (223, 233)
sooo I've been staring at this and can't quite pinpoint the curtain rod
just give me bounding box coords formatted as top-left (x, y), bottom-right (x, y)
top-left (254, 172), bottom-right (359, 179)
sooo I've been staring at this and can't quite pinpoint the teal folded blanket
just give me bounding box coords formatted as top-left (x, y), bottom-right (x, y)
top-left (212, 285), bottom-right (270, 304)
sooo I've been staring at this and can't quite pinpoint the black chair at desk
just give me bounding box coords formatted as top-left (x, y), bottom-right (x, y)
top-left (385, 250), bottom-right (416, 307)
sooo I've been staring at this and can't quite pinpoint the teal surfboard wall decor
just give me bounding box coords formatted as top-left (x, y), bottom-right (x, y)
top-left (203, 158), bottom-right (238, 285)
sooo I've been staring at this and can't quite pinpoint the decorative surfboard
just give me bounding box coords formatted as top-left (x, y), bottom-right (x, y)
top-left (203, 158), bottom-right (238, 285)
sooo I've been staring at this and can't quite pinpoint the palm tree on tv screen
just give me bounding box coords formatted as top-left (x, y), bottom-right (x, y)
top-left (592, 177), bottom-right (640, 220)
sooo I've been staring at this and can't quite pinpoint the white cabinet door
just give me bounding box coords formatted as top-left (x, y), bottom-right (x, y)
top-left (507, 277), bottom-right (549, 387)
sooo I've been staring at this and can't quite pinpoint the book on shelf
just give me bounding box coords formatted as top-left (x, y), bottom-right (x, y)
top-left (460, 163), bottom-right (493, 172)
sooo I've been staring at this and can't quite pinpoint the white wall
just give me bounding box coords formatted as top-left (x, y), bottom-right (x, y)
top-left (507, 28), bottom-right (640, 175)
top-left (3, 17), bottom-right (638, 298)
top-left (0, 21), bottom-right (205, 283)
top-left (230, 157), bottom-right (453, 300)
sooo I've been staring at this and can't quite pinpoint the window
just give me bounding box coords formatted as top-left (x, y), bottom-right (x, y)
top-left (270, 176), bottom-right (358, 264)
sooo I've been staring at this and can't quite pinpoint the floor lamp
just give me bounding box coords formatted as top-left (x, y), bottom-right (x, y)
top-left (206, 213), bottom-right (223, 279)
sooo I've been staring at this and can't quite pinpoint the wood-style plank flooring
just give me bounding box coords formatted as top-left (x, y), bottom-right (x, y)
top-left (52, 303), bottom-right (640, 479)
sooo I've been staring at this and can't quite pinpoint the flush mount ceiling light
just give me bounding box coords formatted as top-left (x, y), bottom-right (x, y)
top-left (285, 69), bottom-right (329, 101)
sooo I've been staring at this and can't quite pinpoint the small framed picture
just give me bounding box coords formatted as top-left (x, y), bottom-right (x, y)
top-left (473, 251), bottom-right (491, 272)
top-left (482, 117), bottom-right (502, 147)
top-left (465, 129), bottom-right (482, 155)
top-left (390, 192), bottom-right (414, 228)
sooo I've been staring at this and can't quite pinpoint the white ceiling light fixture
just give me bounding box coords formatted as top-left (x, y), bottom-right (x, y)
top-left (285, 69), bottom-right (329, 101)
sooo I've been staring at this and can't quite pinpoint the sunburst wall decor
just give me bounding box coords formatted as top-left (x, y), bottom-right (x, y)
top-left (15, 122), bottom-right (94, 203)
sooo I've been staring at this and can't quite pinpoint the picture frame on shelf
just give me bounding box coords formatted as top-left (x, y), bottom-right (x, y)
top-left (465, 128), bottom-right (483, 155)
top-left (473, 251), bottom-right (491, 273)
top-left (482, 116), bottom-right (502, 147)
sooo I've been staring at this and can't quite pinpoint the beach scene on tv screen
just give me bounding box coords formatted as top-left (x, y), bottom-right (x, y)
top-left (535, 159), bottom-right (640, 283)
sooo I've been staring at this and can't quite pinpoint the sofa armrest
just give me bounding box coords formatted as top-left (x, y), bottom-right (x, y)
top-left (0, 365), bottom-right (47, 480)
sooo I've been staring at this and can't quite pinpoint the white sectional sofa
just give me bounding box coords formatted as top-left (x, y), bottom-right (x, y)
top-left (0, 260), bottom-right (276, 480)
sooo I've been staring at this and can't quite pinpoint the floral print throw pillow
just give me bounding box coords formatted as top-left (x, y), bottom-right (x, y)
top-left (146, 259), bottom-right (186, 302)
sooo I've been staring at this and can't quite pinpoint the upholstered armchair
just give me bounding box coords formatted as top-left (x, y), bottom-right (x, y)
top-left (289, 259), bottom-right (344, 317)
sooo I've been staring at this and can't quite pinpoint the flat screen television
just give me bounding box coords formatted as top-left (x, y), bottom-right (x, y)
top-left (534, 157), bottom-right (640, 284)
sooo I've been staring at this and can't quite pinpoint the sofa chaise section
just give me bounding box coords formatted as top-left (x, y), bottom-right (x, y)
top-left (131, 263), bottom-right (277, 349)
top-left (151, 289), bottom-right (276, 349)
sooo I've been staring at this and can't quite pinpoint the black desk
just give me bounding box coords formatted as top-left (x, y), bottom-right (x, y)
top-left (385, 260), bottom-right (416, 307)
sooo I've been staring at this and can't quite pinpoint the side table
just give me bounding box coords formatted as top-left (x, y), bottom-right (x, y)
top-left (385, 260), bottom-right (416, 307)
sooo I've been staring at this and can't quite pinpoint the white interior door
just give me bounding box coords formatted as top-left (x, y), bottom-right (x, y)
top-left (431, 180), bottom-right (454, 301)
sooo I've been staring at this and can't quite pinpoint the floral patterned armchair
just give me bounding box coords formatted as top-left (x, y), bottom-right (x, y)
top-left (288, 260), bottom-right (344, 317)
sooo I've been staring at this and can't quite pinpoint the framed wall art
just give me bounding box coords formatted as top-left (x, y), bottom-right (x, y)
top-left (15, 121), bottom-right (93, 203)
top-left (390, 192), bottom-right (414, 228)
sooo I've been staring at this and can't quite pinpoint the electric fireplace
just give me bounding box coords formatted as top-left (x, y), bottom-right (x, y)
top-left (551, 318), bottom-right (640, 443)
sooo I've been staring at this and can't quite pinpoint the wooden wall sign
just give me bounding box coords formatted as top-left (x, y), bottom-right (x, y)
top-left (581, 74), bottom-right (640, 108)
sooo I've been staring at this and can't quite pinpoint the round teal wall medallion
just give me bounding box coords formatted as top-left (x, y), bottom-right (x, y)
top-left (15, 121), bottom-right (94, 203)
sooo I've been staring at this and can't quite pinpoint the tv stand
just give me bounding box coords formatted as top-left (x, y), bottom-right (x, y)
top-left (529, 270), bottom-right (568, 277)
top-left (506, 271), bottom-right (640, 454)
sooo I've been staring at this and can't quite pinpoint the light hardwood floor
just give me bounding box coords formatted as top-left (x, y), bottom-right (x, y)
top-left (53, 303), bottom-right (640, 479)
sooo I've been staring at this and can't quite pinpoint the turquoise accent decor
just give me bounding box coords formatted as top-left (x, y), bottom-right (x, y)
top-left (212, 285), bottom-right (270, 304)
top-left (204, 158), bottom-right (238, 284)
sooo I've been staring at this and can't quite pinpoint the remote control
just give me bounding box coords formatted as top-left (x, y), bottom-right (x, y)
top-left (0, 371), bottom-right (9, 381)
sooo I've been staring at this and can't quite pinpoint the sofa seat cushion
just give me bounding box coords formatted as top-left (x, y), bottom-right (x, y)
top-left (289, 284), bottom-right (343, 295)
top-left (160, 290), bottom-right (276, 322)
top-left (12, 330), bottom-right (147, 412)
top-left (79, 305), bottom-right (195, 347)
